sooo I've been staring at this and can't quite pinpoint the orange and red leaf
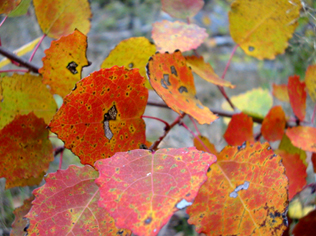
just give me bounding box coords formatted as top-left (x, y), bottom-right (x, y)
top-left (288, 75), bottom-right (306, 121)
top-left (286, 126), bottom-right (316, 152)
top-left (261, 106), bottom-right (286, 142)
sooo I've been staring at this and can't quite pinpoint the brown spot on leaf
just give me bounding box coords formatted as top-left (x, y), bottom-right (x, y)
top-left (178, 86), bottom-right (188, 93)
top-left (66, 61), bottom-right (78, 74)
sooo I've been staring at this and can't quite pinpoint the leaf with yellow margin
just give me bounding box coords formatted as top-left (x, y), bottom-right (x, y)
top-left (33, 0), bottom-right (91, 39)
top-left (278, 134), bottom-right (307, 165)
top-left (305, 64), bottom-right (316, 102)
top-left (229, 0), bottom-right (301, 59)
top-left (101, 37), bottom-right (156, 89)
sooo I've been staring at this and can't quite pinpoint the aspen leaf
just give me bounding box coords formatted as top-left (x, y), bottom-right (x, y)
top-left (261, 106), bottom-right (286, 142)
top-left (161, 0), bottom-right (204, 19)
top-left (288, 75), bottom-right (306, 121)
top-left (229, 0), bottom-right (301, 59)
top-left (187, 142), bottom-right (289, 235)
top-left (8, 0), bottom-right (30, 17)
top-left (292, 209), bottom-right (316, 236)
top-left (312, 153), bottom-right (316, 173)
top-left (305, 64), bottom-right (316, 102)
top-left (146, 50), bottom-right (218, 125)
top-left (95, 147), bottom-right (216, 236)
top-left (193, 135), bottom-right (218, 156)
top-left (286, 126), bottom-right (316, 153)
top-left (0, 0), bottom-right (20, 14)
top-left (272, 83), bottom-right (290, 102)
top-left (40, 29), bottom-right (89, 98)
top-left (279, 134), bottom-right (307, 165)
top-left (49, 66), bottom-right (148, 167)
top-left (152, 20), bottom-right (208, 53)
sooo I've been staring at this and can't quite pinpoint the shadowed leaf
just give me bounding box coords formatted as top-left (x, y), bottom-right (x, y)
top-left (288, 75), bottom-right (306, 121)
top-left (161, 0), bottom-right (204, 19)
top-left (261, 106), bottom-right (286, 142)
top-left (292, 209), bottom-right (316, 236)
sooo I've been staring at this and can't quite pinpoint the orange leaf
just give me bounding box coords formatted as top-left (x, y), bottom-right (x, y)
top-left (152, 20), bottom-right (207, 53)
top-left (229, 0), bottom-right (301, 59)
top-left (187, 142), bottom-right (288, 235)
top-left (224, 113), bottom-right (254, 146)
top-left (288, 75), bottom-right (306, 121)
top-left (0, 113), bottom-right (53, 189)
top-left (40, 29), bottom-right (89, 98)
top-left (161, 0), bottom-right (204, 19)
top-left (305, 64), bottom-right (316, 102)
top-left (146, 50), bottom-right (218, 125)
top-left (25, 165), bottom-right (131, 236)
top-left (0, 0), bottom-right (20, 14)
top-left (272, 83), bottom-right (289, 102)
top-left (286, 126), bottom-right (316, 152)
top-left (33, 0), bottom-right (91, 38)
top-left (185, 55), bottom-right (235, 88)
top-left (278, 134), bottom-right (307, 165)
top-left (95, 147), bottom-right (216, 236)
top-left (292, 209), bottom-right (316, 236)
top-left (275, 150), bottom-right (306, 200)
top-left (193, 135), bottom-right (218, 156)
top-left (49, 66), bottom-right (148, 167)
top-left (261, 106), bottom-right (286, 142)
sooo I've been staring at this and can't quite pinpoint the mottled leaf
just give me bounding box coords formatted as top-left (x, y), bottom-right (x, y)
top-left (292, 209), bottom-right (316, 236)
top-left (279, 134), bottom-right (307, 165)
top-left (0, 113), bottom-right (53, 189)
top-left (187, 142), bottom-right (288, 235)
top-left (49, 66), bottom-right (148, 167)
top-left (8, 0), bottom-right (30, 17)
top-left (95, 147), bottom-right (216, 236)
top-left (11, 195), bottom-right (35, 236)
top-left (229, 0), bottom-right (301, 59)
top-left (0, 0), bottom-right (20, 14)
top-left (152, 20), bottom-right (207, 53)
top-left (261, 106), bottom-right (286, 142)
top-left (305, 64), bottom-right (316, 102)
top-left (161, 0), bottom-right (204, 19)
top-left (224, 113), bottom-right (254, 146)
top-left (193, 135), bottom-right (218, 156)
top-left (101, 37), bottom-right (156, 89)
top-left (288, 75), bottom-right (306, 121)
top-left (286, 126), bottom-right (316, 152)
top-left (33, 0), bottom-right (91, 38)
top-left (40, 29), bottom-right (89, 98)
top-left (185, 55), bottom-right (235, 88)
top-left (272, 83), bottom-right (290, 102)
top-left (25, 165), bottom-right (131, 236)
top-left (146, 50), bottom-right (218, 125)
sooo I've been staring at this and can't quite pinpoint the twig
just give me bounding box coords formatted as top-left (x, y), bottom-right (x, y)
top-left (0, 16), bottom-right (7, 28)
top-left (188, 115), bottom-right (201, 136)
top-left (142, 115), bottom-right (170, 129)
top-left (29, 34), bottom-right (46, 62)
top-left (0, 69), bottom-right (28, 73)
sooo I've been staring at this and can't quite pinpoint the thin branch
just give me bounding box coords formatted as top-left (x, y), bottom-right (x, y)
top-left (0, 69), bottom-right (28, 73)
top-left (0, 16), bottom-right (7, 28)
top-left (142, 115), bottom-right (170, 128)
top-left (0, 46), bottom-right (40, 73)
top-left (29, 34), bottom-right (46, 62)
top-left (221, 44), bottom-right (239, 80)
top-left (188, 115), bottom-right (201, 136)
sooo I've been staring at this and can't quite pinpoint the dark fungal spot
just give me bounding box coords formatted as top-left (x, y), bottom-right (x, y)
top-left (163, 74), bottom-right (171, 86)
top-left (178, 86), bottom-right (188, 93)
top-left (248, 46), bottom-right (255, 52)
top-left (207, 167), bottom-right (211, 172)
top-left (66, 61), bottom-right (78, 74)
top-left (72, 83), bottom-right (77, 91)
top-left (128, 62), bottom-right (133, 68)
top-left (139, 143), bottom-right (148, 149)
top-left (161, 79), bottom-right (168, 89)
top-left (144, 217), bottom-right (152, 224)
top-left (267, 146), bottom-right (272, 150)
top-left (103, 105), bottom-right (117, 140)
top-left (170, 66), bottom-right (177, 76)
top-left (238, 142), bottom-right (246, 150)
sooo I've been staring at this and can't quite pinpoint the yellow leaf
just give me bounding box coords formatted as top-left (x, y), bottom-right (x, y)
top-left (305, 64), bottom-right (316, 102)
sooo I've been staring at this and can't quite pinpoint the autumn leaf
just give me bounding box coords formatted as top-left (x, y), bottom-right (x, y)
top-left (187, 142), bottom-right (288, 235)
top-left (33, 0), bottom-right (91, 38)
top-left (0, 0), bottom-right (20, 14)
top-left (286, 126), bottom-right (316, 153)
top-left (161, 0), bottom-right (204, 19)
top-left (146, 50), bottom-right (218, 125)
top-left (11, 195), bottom-right (35, 236)
top-left (0, 73), bottom-right (57, 129)
top-left (95, 147), bottom-right (216, 236)
top-left (312, 153), bottom-right (316, 173)
top-left (261, 106), bottom-right (286, 142)
top-left (49, 66), bottom-right (148, 167)
top-left (229, 0), bottom-right (301, 59)
top-left (8, 0), bottom-right (30, 17)
top-left (275, 150), bottom-right (306, 200)
top-left (193, 135), bottom-right (218, 156)
top-left (25, 165), bottom-right (131, 236)
top-left (288, 75), bottom-right (306, 121)
top-left (272, 83), bottom-right (290, 102)
top-left (185, 55), bottom-right (235, 88)
top-left (224, 113), bottom-right (254, 146)
top-left (0, 113), bottom-right (53, 189)
top-left (40, 29), bottom-right (89, 98)
top-left (292, 209), bottom-right (316, 236)
top-left (152, 20), bottom-right (207, 53)
top-left (305, 64), bottom-right (316, 102)
top-left (279, 134), bottom-right (307, 165)
top-left (101, 37), bottom-right (156, 89)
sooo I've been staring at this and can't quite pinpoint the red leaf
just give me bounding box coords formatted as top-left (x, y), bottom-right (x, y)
top-left (272, 83), bottom-right (289, 102)
top-left (292, 209), bottom-right (316, 236)
top-left (0, 113), bottom-right (53, 189)
top-left (146, 50), bottom-right (218, 125)
top-left (25, 165), bottom-right (131, 236)
top-left (275, 150), bottom-right (307, 200)
top-left (286, 126), bottom-right (316, 152)
top-left (49, 66), bottom-right (148, 167)
top-left (161, 0), bottom-right (204, 19)
top-left (312, 153), bottom-right (316, 173)
top-left (187, 142), bottom-right (289, 235)
top-left (224, 113), bottom-right (254, 146)
top-left (95, 147), bottom-right (216, 236)
top-left (288, 75), bottom-right (306, 121)
top-left (261, 106), bottom-right (286, 142)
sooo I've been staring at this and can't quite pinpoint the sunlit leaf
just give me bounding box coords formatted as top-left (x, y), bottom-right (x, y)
top-left (40, 29), bottom-right (89, 98)
top-left (288, 75), bottom-right (306, 121)
top-left (193, 135), bottom-right (218, 156)
top-left (272, 83), bottom-right (289, 102)
top-left (49, 66), bottom-right (148, 167)
top-left (185, 55), bottom-right (235, 88)
top-left (152, 20), bottom-right (207, 53)
top-left (0, 113), bottom-right (53, 189)
top-left (101, 37), bottom-right (156, 89)
top-left (224, 113), bottom-right (254, 146)
top-left (8, 0), bottom-right (30, 17)
top-left (279, 134), bottom-right (307, 165)
top-left (25, 165), bottom-right (131, 236)
top-left (286, 126), bottom-right (316, 152)
top-left (0, 0), bottom-right (20, 14)
top-left (229, 0), bottom-right (301, 59)
top-left (0, 73), bottom-right (57, 129)
top-left (33, 0), bottom-right (91, 38)
top-left (261, 106), bottom-right (286, 142)
top-left (305, 64), bottom-right (316, 102)
top-left (161, 0), bottom-right (204, 19)
top-left (147, 50), bottom-right (218, 124)
top-left (292, 209), bottom-right (316, 236)
top-left (187, 142), bottom-right (288, 235)
top-left (95, 147), bottom-right (216, 236)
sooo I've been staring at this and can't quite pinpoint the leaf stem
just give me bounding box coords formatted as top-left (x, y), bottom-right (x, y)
top-left (188, 115), bottom-right (201, 136)
top-left (0, 69), bottom-right (29, 73)
top-left (29, 34), bottom-right (46, 62)
top-left (0, 16), bottom-right (7, 28)
top-left (142, 115), bottom-right (170, 129)
top-left (222, 44), bottom-right (239, 80)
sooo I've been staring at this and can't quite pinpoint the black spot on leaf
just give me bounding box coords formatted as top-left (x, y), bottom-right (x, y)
top-left (248, 46), bottom-right (255, 52)
top-left (170, 66), bottom-right (177, 76)
top-left (103, 105), bottom-right (117, 140)
top-left (144, 217), bottom-right (152, 224)
top-left (178, 86), bottom-right (188, 93)
top-left (163, 74), bottom-right (171, 85)
top-left (67, 61), bottom-right (78, 74)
